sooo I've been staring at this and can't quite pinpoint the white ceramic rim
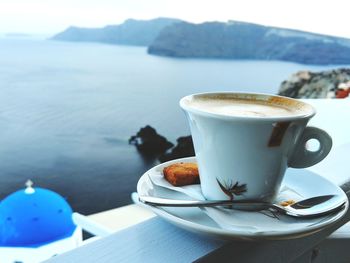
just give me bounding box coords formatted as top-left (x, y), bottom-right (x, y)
top-left (137, 157), bottom-right (348, 240)
top-left (179, 92), bottom-right (316, 122)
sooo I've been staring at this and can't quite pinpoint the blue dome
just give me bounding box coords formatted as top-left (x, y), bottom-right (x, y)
top-left (0, 187), bottom-right (76, 247)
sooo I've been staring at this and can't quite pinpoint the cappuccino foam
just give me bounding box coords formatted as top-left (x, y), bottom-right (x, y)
top-left (187, 97), bottom-right (300, 117)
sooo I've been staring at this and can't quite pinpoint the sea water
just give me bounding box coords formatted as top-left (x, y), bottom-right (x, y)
top-left (0, 37), bottom-right (341, 214)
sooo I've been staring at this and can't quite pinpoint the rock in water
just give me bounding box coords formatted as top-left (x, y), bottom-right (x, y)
top-left (129, 125), bottom-right (174, 154)
top-left (159, 136), bottom-right (195, 163)
top-left (278, 68), bottom-right (350, 98)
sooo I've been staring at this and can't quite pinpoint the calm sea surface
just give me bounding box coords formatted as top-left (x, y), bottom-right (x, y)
top-left (0, 37), bottom-right (342, 214)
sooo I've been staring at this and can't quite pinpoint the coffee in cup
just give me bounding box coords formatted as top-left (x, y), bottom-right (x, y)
top-left (185, 95), bottom-right (304, 117)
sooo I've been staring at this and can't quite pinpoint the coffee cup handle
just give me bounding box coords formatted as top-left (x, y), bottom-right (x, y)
top-left (288, 126), bottom-right (332, 168)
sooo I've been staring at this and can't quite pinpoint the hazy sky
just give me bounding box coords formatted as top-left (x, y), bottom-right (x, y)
top-left (1, 0), bottom-right (350, 38)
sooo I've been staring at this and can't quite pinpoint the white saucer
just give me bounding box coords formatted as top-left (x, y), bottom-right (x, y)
top-left (137, 157), bottom-right (348, 240)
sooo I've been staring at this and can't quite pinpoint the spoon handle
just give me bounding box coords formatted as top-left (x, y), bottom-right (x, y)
top-left (138, 194), bottom-right (345, 218)
top-left (139, 196), bottom-right (270, 208)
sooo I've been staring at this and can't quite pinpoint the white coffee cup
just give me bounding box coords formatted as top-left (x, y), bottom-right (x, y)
top-left (180, 92), bottom-right (332, 203)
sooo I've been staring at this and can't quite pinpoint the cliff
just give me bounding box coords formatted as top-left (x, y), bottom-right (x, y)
top-left (278, 68), bottom-right (350, 98)
top-left (148, 21), bottom-right (350, 65)
top-left (51, 18), bottom-right (182, 46)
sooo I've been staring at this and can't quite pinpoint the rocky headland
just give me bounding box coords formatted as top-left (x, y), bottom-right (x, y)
top-left (52, 18), bottom-right (350, 65)
top-left (148, 20), bottom-right (350, 65)
top-left (51, 18), bottom-right (182, 46)
top-left (278, 68), bottom-right (350, 98)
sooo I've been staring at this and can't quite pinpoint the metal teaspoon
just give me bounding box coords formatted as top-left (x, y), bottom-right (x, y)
top-left (139, 194), bottom-right (346, 218)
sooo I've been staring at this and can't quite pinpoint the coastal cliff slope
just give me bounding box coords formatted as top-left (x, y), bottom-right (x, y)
top-left (148, 21), bottom-right (350, 65)
top-left (278, 69), bottom-right (350, 98)
top-left (52, 18), bottom-right (182, 46)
